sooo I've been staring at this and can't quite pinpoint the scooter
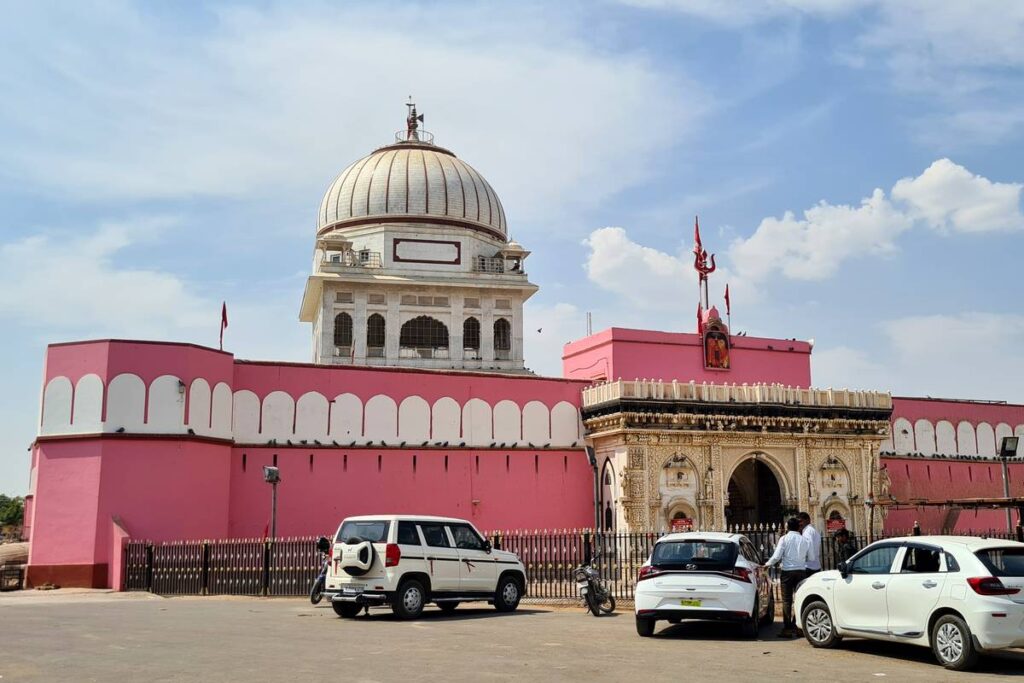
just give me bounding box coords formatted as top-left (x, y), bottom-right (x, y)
top-left (309, 543), bottom-right (331, 605)
top-left (574, 552), bottom-right (616, 616)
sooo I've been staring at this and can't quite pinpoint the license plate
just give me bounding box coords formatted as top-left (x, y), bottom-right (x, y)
top-left (680, 598), bottom-right (702, 607)
top-left (342, 585), bottom-right (365, 594)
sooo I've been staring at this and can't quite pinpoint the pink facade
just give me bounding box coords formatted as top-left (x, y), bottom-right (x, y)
top-left (27, 340), bottom-right (593, 588)
top-left (562, 327), bottom-right (812, 386)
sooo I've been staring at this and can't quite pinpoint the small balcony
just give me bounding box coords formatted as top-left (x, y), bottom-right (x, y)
top-left (399, 347), bottom-right (450, 360)
top-left (323, 251), bottom-right (382, 268)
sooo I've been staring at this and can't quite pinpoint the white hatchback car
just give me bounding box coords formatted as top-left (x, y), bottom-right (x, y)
top-left (322, 515), bottom-right (528, 619)
top-left (796, 536), bottom-right (1024, 670)
top-left (634, 532), bottom-right (774, 637)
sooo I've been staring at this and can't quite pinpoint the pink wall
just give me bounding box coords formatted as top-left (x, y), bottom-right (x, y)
top-left (562, 327), bottom-right (812, 386)
top-left (227, 448), bottom-right (593, 538)
top-left (892, 397), bottom-right (1024, 430)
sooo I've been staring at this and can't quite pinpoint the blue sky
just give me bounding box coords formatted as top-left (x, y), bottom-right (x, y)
top-left (2, 1), bottom-right (1023, 494)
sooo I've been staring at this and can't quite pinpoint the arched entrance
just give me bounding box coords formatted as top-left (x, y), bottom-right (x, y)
top-left (726, 458), bottom-right (783, 527)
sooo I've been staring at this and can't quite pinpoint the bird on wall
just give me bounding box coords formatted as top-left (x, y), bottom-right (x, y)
top-left (498, 443), bottom-right (505, 448)
top-left (458, 442), bottom-right (465, 447)
top-left (421, 441), bottom-right (429, 447)
top-left (489, 442), bottom-right (496, 448)
top-left (442, 441), bottom-right (449, 447)
top-left (349, 441), bottom-right (356, 447)
top-left (332, 440), bottom-right (339, 446)
top-left (528, 442), bottom-right (535, 448)
top-left (300, 440), bottom-right (308, 445)
top-left (399, 441), bottom-right (406, 447)
top-left (313, 440), bottom-right (321, 446)
top-left (286, 440), bottom-right (293, 446)
top-left (115, 427), bottom-right (125, 433)
top-left (366, 441), bottom-right (373, 446)
top-left (187, 428), bottom-right (195, 435)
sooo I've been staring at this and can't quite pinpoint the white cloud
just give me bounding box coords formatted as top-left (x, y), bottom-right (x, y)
top-left (583, 227), bottom-right (694, 308)
top-left (728, 159), bottom-right (1023, 283)
top-left (620, 0), bottom-right (867, 26)
top-left (523, 302), bottom-right (589, 376)
top-left (0, 3), bottom-right (697, 229)
top-left (815, 313), bottom-right (1024, 402)
top-left (892, 159), bottom-right (1024, 233)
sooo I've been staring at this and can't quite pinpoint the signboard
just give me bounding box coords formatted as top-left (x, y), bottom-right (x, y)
top-left (826, 517), bottom-right (846, 532)
top-left (671, 517), bottom-right (694, 532)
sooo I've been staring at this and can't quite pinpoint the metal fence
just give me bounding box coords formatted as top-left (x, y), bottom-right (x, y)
top-left (124, 526), bottom-right (1024, 601)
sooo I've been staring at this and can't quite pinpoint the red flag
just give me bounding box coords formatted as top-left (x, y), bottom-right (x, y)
top-left (725, 284), bottom-right (731, 316)
top-left (263, 520), bottom-right (270, 539)
top-left (697, 302), bottom-right (703, 334)
top-left (219, 302), bottom-right (228, 350)
top-left (693, 215), bottom-right (702, 255)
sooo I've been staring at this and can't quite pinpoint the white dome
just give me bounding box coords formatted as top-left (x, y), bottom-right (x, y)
top-left (317, 141), bottom-right (507, 239)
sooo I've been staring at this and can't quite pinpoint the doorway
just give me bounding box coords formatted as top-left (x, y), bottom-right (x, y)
top-left (726, 458), bottom-right (783, 527)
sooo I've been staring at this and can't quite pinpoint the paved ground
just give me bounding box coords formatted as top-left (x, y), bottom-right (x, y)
top-left (3, 591), bottom-right (1024, 682)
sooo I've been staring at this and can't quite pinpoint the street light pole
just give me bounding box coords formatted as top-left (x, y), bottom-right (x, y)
top-left (263, 465), bottom-right (281, 539)
top-left (1000, 436), bottom-right (1020, 533)
top-left (1002, 456), bottom-right (1012, 533)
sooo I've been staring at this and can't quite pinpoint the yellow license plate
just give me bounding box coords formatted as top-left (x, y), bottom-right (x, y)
top-left (680, 599), bottom-right (702, 607)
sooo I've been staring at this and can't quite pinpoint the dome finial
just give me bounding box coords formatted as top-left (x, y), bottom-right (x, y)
top-left (405, 97), bottom-right (425, 142)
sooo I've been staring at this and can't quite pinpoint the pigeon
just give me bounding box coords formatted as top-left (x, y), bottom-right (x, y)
top-left (116, 427), bottom-right (126, 433)
top-left (442, 441), bottom-right (448, 447)
top-left (300, 439), bottom-right (307, 445)
top-left (528, 442), bottom-right (535, 448)
top-left (332, 440), bottom-right (339, 446)
top-left (313, 440), bottom-right (321, 446)
top-left (399, 441), bottom-right (406, 447)
top-left (489, 442), bottom-right (496, 448)
top-left (421, 441), bottom-right (429, 447)
top-left (286, 440), bottom-right (293, 446)
top-left (458, 442), bottom-right (465, 447)
top-left (537, 328), bottom-right (542, 333)
top-left (187, 428), bottom-right (195, 435)
top-left (349, 441), bottom-right (356, 447)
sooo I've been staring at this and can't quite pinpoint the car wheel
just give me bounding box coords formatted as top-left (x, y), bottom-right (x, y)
top-left (742, 597), bottom-right (760, 639)
top-left (931, 614), bottom-right (979, 671)
top-left (494, 575), bottom-right (522, 612)
top-left (332, 601), bottom-right (362, 618)
top-left (635, 616), bottom-right (655, 637)
top-left (801, 600), bottom-right (841, 648)
top-left (438, 602), bottom-right (459, 613)
top-left (391, 579), bottom-right (426, 620)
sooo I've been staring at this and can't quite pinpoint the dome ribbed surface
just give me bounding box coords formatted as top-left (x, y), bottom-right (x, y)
top-left (318, 142), bottom-right (506, 238)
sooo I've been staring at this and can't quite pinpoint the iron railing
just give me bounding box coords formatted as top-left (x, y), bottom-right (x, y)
top-left (122, 526), bottom-right (1024, 600)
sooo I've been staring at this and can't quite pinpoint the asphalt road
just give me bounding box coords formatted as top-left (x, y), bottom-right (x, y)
top-left (3, 591), bottom-right (1024, 682)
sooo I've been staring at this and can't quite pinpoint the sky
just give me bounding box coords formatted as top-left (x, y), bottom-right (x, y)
top-left (2, 1), bottom-right (1023, 494)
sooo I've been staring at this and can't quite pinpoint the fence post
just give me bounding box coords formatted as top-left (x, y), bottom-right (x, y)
top-left (583, 530), bottom-right (592, 564)
top-left (201, 542), bottom-right (211, 595)
top-left (146, 543), bottom-right (154, 591)
top-left (262, 540), bottom-right (271, 596)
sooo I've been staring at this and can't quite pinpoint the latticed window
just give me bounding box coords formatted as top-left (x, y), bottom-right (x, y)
top-left (463, 317), bottom-right (480, 350)
top-left (494, 318), bottom-right (511, 353)
top-left (333, 312), bottom-right (353, 347)
top-left (400, 316), bottom-right (449, 351)
top-left (367, 313), bottom-right (386, 355)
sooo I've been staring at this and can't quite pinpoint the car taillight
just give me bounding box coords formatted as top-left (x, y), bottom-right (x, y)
top-left (385, 543), bottom-right (401, 567)
top-left (967, 576), bottom-right (1020, 596)
top-left (730, 567), bottom-right (752, 583)
top-left (638, 565), bottom-right (661, 581)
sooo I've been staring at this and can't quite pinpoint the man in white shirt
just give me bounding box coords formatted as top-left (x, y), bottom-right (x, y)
top-left (764, 517), bottom-right (808, 637)
top-left (798, 511), bottom-right (822, 577)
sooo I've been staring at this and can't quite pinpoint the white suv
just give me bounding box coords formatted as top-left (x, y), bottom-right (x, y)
top-left (796, 536), bottom-right (1024, 670)
top-left (320, 515), bottom-right (527, 619)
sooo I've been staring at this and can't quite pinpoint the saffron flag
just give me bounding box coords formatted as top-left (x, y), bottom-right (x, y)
top-left (697, 303), bottom-right (703, 334)
top-left (219, 302), bottom-right (228, 350)
top-left (693, 215), bottom-right (702, 255)
top-left (725, 284), bottom-right (731, 316)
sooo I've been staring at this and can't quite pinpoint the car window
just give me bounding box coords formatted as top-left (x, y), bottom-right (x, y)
top-left (976, 547), bottom-right (1024, 576)
top-left (740, 540), bottom-right (760, 564)
top-left (901, 545), bottom-right (941, 573)
top-left (397, 521), bottom-right (421, 546)
top-left (944, 552), bottom-right (960, 573)
top-left (450, 524), bottom-right (485, 551)
top-left (849, 545), bottom-right (899, 575)
top-left (336, 520), bottom-right (390, 544)
top-left (419, 523), bottom-right (451, 548)
top-left (651, 540), bottom-right (738, 570)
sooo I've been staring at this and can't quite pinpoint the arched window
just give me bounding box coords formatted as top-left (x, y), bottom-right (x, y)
top-left (333, 312), bottom-right (353, 348)
top-left (400, 316), bottom-right (449, 359)
top-left (463, 317), bottom-right (480, 359)
top-left (494, 318), bottom-right (511, 359)
top-left (367, 314), bottom-right (385, 357)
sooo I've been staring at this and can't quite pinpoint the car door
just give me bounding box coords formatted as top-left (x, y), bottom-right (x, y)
top-left (885, 543), bottom-right (947, 638)
top-left (833, 543), bottom-right (902, 633)
top-left (740, 538), bottom-right (768, 615)
top-left (450, 523), bottom-right (498, 593)
top-left (418, 522), bottom-right (461, 592)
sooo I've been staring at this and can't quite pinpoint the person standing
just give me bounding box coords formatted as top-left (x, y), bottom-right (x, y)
top-left (834, 528), bottom-right (858, 563)
top-left (764, 517), bottom-right (809, 638)
top-left (798, 511), bottom-right (821, 577)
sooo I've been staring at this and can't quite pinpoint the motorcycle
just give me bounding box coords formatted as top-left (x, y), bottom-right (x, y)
top-left (574, 552), bottom-right (616, 616)
top-left (309, 537), bottom-right (331, 605)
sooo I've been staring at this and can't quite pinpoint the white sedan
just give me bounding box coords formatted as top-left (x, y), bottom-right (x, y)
top-left (796, 535), bottom-right (1024, 670)
top-left (634, 532), bottom-right (774, 638)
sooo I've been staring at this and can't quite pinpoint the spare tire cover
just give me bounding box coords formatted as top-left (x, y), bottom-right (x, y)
top-left (340, 540), bottom-right (375, 576)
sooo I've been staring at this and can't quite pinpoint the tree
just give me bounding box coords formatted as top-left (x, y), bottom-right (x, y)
top-left (0, 494), bottom-right (24, 527)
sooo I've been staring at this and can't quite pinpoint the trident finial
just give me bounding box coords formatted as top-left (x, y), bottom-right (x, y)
top-left (405, 97), bottom-right (424, 141)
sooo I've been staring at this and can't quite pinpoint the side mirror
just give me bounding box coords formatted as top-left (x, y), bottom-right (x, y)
top-left (482, 539), bottom-right (492, 554)
top-left (316, 536), bottom-right (331, 553)
top-left (837, 561), bottom-right (849, 577)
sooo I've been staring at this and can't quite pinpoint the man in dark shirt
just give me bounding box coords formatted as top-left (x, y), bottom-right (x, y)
top-left (834, 529), bottom-right (858, 564)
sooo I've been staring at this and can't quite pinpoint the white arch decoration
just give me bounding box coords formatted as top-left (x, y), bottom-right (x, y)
top-left (232, 390), bottom-right (260, 442)
top-left (329, 393), bottom-right (363, 440)
top-left (41, 376), bottom-right (72, 434)
top-left (935, 420), bottom-right (956, 455)
top-left (893, 417), bottom-right (914, 453)
top-left (145, 375), bottom-right (185, 433)
top-left (431, 397), bottom-right (460, 442)
top-left (398, 396), bottom-right (430, 442)
top-left (493, 400), bottom-right (521, 444)
top-left (295, 392), bottom-right (329, 441)
top-left (462, 398), bottom-right (492, 446)
top-left (996, 423), bottom-right (1014, 450)
top-left (71, 374), bottom-right (103, 433)
top-left (976, 422), bottom-right (997, 457)
top-left (522, 401), bottom-right (550, 444)
top-left (211, 382), bottom-right (233, 438)
top-left (726, 451), bottom-right (794, 501)
top-left (550, 401), bottom-right (580, 446)
top-left (187, 378), bottom-right (212, 435)
top-left (365, 395), bottom-right (398, 441)
top-left (957, 421), bottom-right (978, 456)
top-left (106, 373), bottom-right (145, 432)
top-left (914, 419), bottom-right (936, 455)
top-left (261, 391), bottom-right (295, 440)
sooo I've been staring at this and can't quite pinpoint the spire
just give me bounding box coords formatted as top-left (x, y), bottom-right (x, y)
top-left (405, 97), bottom-right (425, 141)
top-left (692, 215), bottom-right (716, 310)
